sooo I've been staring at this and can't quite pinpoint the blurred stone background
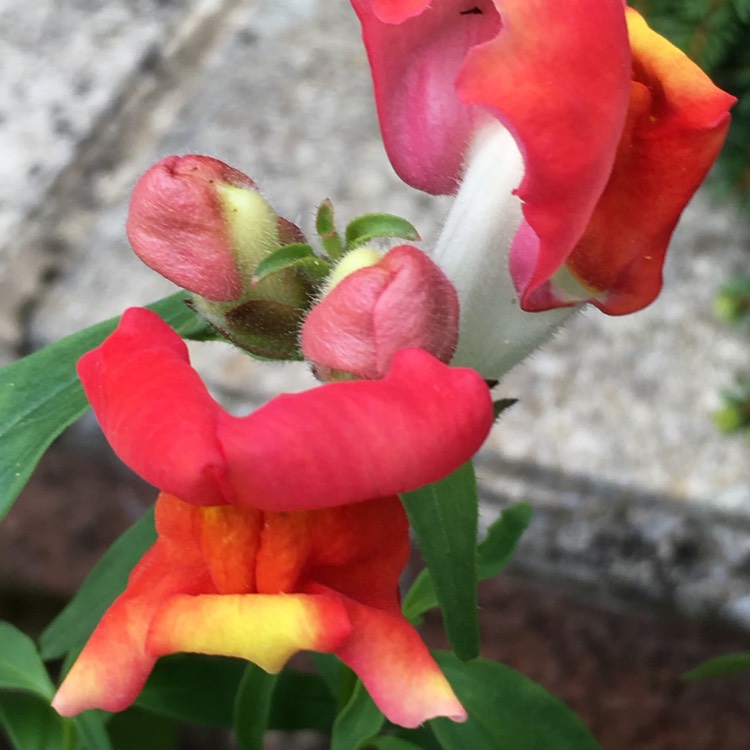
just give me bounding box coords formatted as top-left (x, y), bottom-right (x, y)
top-left (2, 0), bottom-right (750, 747)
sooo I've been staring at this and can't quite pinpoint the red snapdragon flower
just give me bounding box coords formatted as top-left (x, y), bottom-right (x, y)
top-left (52, 308), bottom-right (494, 728)
top-left (351, 0), bottom-right (735, 374)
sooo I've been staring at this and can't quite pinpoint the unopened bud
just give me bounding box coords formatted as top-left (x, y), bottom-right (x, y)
top-left (301, 245), bottom-right (459, 380)
top-left (127, 155), bottom-right (314, 359)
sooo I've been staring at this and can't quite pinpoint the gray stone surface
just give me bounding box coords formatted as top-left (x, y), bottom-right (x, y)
top-left (477, 453), bottom-right (750, 630)
top-left (491, 194), bottom-right (750, 504)
top-left (2, 0), bottom-right (750, 623)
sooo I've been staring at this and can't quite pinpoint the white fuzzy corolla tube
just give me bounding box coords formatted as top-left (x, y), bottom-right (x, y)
top-left (431, 123), bottom-right (576, 379)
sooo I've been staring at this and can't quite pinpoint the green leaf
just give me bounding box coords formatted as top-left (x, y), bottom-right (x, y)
top-left (136, 654), bottom-right (247, 727)
top-left (344, 213), bottom-right (420, 249)
top-left (233, 664), bottom-right (278, 750)
top-left (476, 502), bottom-right (532, 580)
top-left (316, 199), bottom-right (344, 260)
top-left (0, 622), bottom-right (54, 698)
top-left (40, 508), bottom-right (156, 660)
top-left (400, 462), bottom-right (480, 661)
top-left (0, 292), bottom-right (211, 521)
top-left (308, 652), bottom-right (344, 698)
top-left (402, 503), bottom-right (532, 623)
top-left (268, 670), bottom-right (336, 732)
top-left (252, 243), bottom-right (330, 284)
top-left (683, 651), bottom-right (750, 681)
top-left (430, 653), bottom-right (602, 750)
top-left (0, 692), bottom-right (70, 750)
top-left (392, 726), bottom-right (443, 750)
top-left (361, 738), bottom-right (425, 750)
top-left (330, 680), bottom-right (385, 750)
top-left (71, 711), bottom-right (113, 750)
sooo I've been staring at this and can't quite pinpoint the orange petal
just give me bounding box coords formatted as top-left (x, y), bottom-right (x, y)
top-left (335, 599), bottom-right (466, 728)
top-left (52, 543), bottom-right (212, 716)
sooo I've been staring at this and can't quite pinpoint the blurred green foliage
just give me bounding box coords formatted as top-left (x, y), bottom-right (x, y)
top-left (633, 0), bottom-right (750, 202)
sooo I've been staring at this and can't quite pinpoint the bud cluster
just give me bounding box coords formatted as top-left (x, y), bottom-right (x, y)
top-left (127, 154), bottom-right (460, 376)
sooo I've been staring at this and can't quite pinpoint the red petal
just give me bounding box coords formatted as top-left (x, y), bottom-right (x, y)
top-left (218, 346), bottom-right (493, 510)
top-left (456, 0), bottom-right (632, 303)
top-left (371, 0), bottom-right (430, 23)
top-left (527, 8), bottom-right (735, 314)
top-left (81, 309), bottom-right (493, 510)
top-left (77, 307), bottom-right (230, 505)
top-left (351, 0), bottom-right (502, 193)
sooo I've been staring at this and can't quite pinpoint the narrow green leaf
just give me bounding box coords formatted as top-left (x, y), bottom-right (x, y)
top-left (430, 652), bottom-right (602, 750)
top-left (135, 654), bottom-right (246, 727)
top-left (233, 664), bottom-right (278, 750)
top-left (0, 692), bottom-right (69, 750)
top-left (0, 293), bottom-right (211, 521)
top-left (392, 726), bottom-right (443, 750)
top-left (268, 670), bottom-right (336, 732)
top-left (476, 502), bottom-right (532, 580)
top-left (344, 213), bottom-right (420, 249)
top-left (308, 652), bottom-right (344, 698)
top-left (683, 651), bottom-right (750, 681)
top-left (253, 243), bottom-right (329, 284)
top-left (330, 681), bottom-right (385, 750)
top-left (402, 503), bottom-right (531, 623)
top-left (400, 462), bottom-right (480, 660)
top-left (0, 622), bottom-right (54, 698)
top-left (361, 738), bottom-right (424, 750)
top-left (40, 508), bottom-right (156, 660)
top-left (316, 199), bottom-right (344, 260)
top-left (72, 711), bottom-right (114, 750)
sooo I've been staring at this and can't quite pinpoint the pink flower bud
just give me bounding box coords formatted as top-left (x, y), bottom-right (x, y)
top-left (126, 155), bottom-right (279, 301)
top-left (301, 245), bottom-right (459, 380)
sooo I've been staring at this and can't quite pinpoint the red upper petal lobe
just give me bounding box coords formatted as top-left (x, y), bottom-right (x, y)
top-left (78, 307), bottom-right (230, 505)
top-left (79, 308), bottom-right (493, 510)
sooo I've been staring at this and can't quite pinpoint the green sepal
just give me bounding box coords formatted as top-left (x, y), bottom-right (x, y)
top-left (492, 398), bottom-right (517, 421)
top-left (252, 243), bottom-right (331, 285)
top-left (316, 199), bottom-right (344, 261)
top-left (344, 213), bottom-right (420, 249)
top-left (400, 462), bottom-right (480, 661)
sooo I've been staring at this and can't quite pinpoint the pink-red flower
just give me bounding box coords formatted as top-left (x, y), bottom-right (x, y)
top-left (351, 0), bottom-right (735, 373)
top-left (52, 307), bottom-right (494, 727)
top-left (302, 244), bottom-right (459, 380)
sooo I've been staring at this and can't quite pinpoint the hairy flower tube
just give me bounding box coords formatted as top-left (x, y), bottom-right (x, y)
top-left (52, 307), bottom-right (494, 727)
top-left (351, 0), bottom-right (735, 377)
top-left (301, 244), bottom-right (459, 380)
top-left (127, 155), bottom-right (313, 359)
